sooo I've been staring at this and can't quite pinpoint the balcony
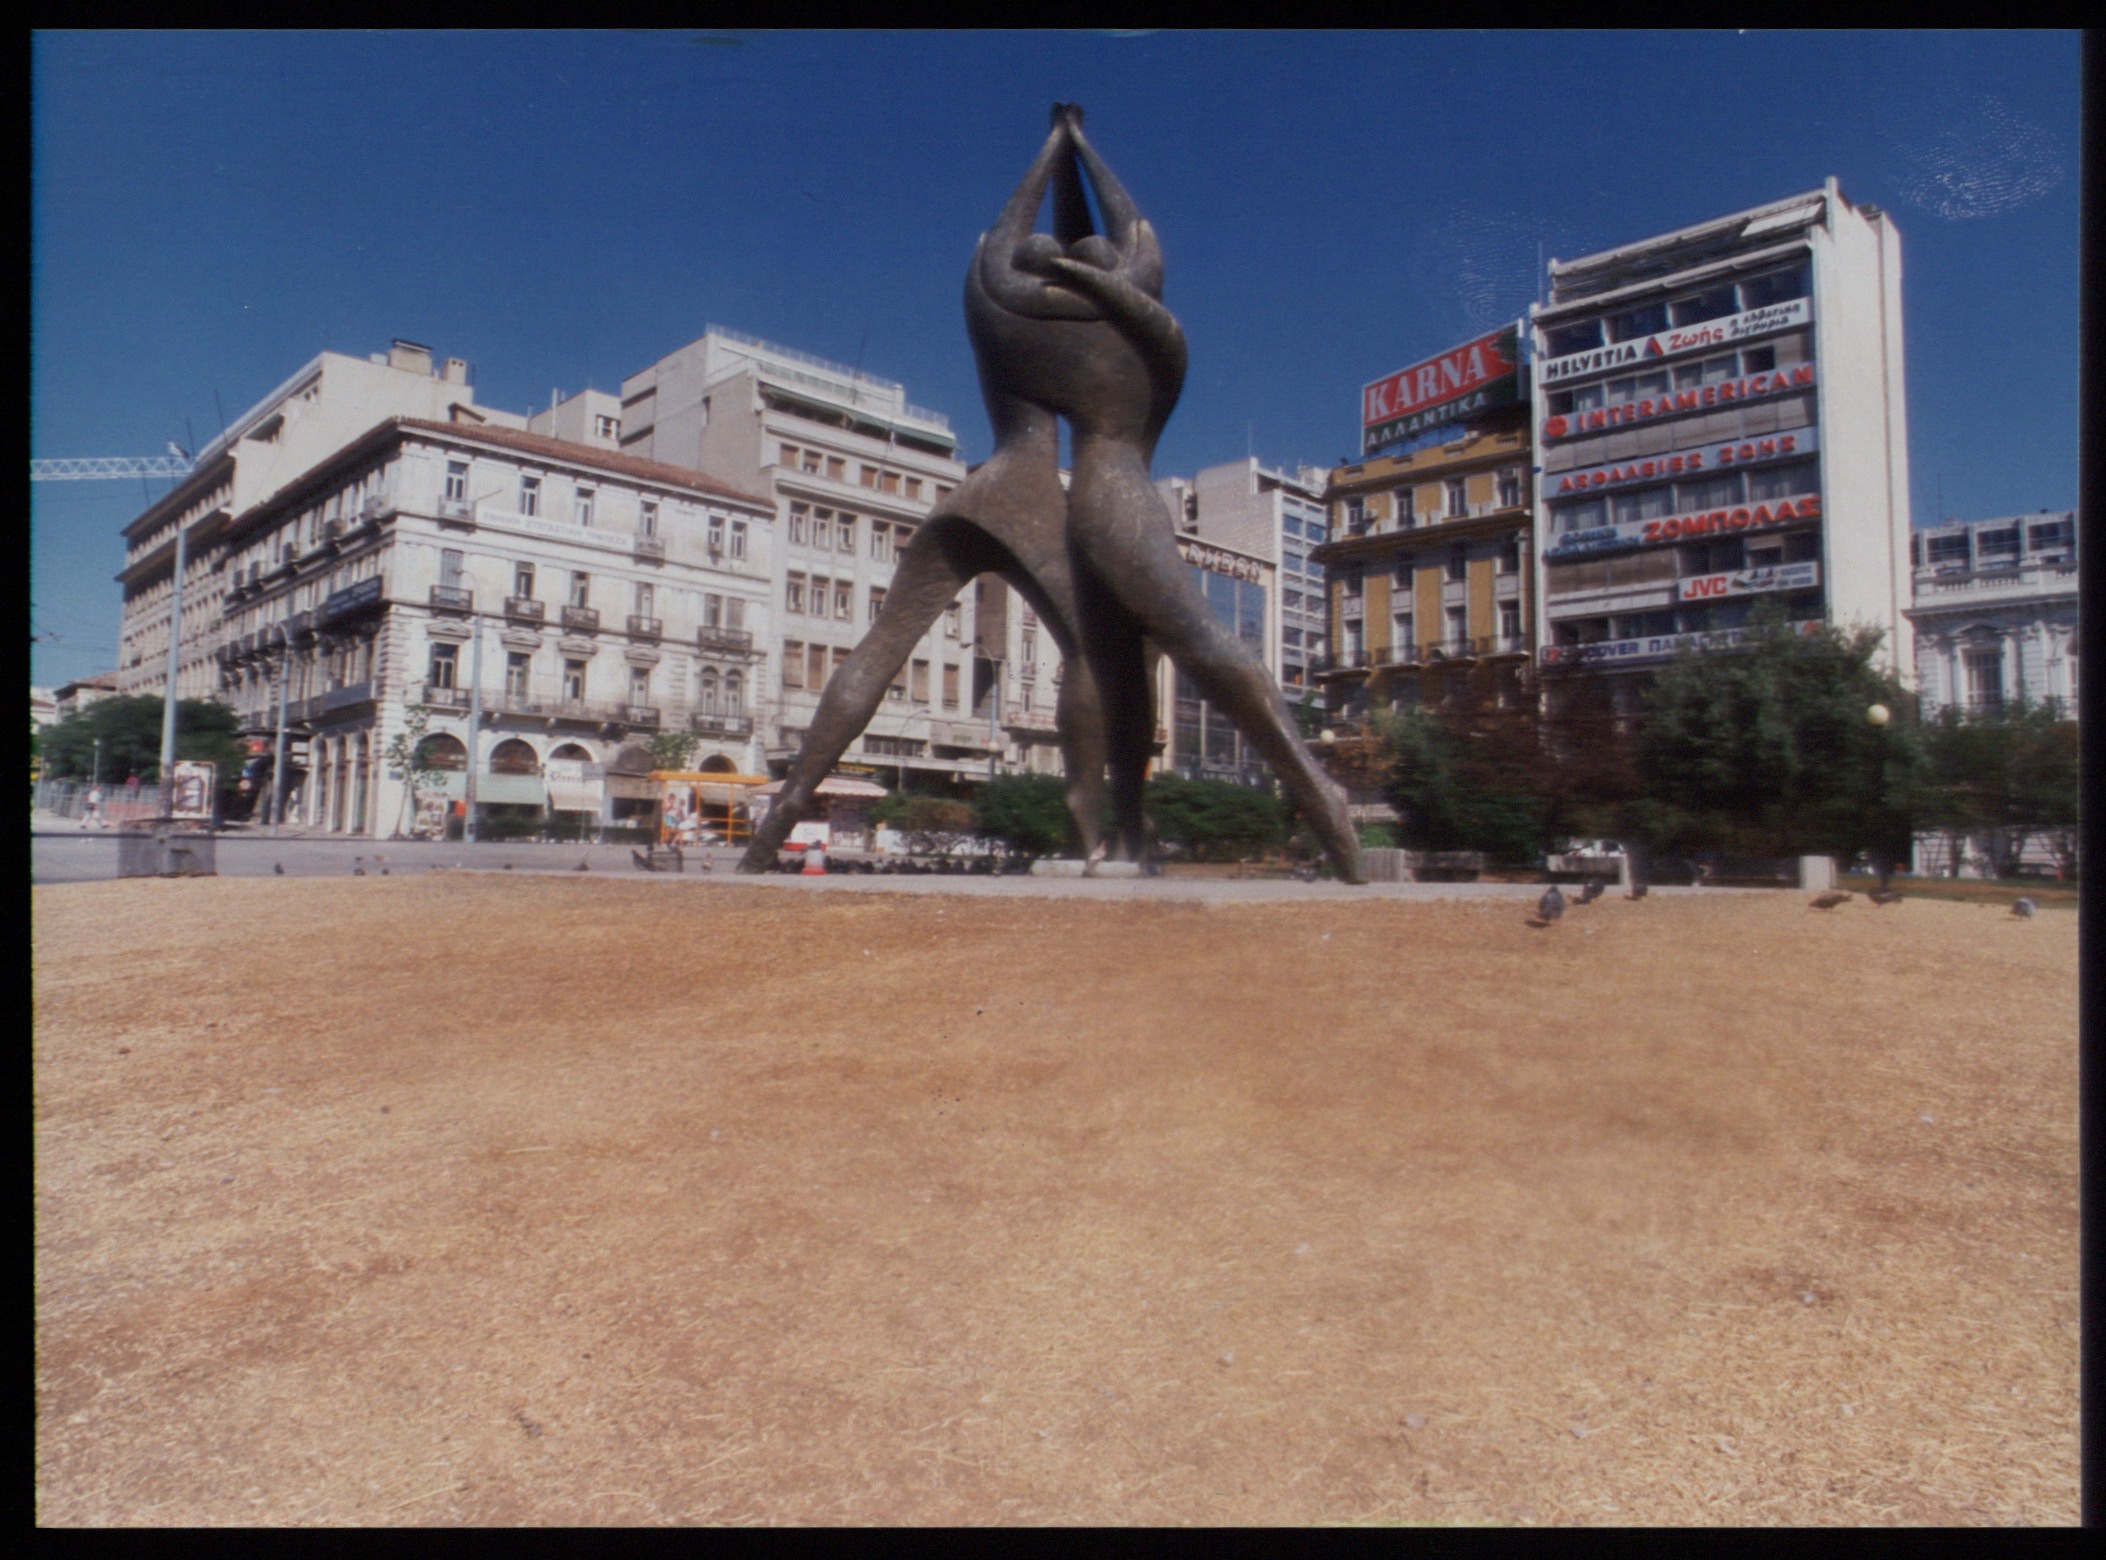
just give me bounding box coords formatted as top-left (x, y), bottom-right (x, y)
top-left (288, 610), bottom-right (316, 640)
top-left (504, 596), bottom-right (546, 624)
top-left (696, 625), bottom-right (754, 656)
top-left (437, 498), bottom-right (476, 528)
top-left (621, 704), bottom-right (661, 728)
top-left (415, 683), bottom-right (474, 711)
top-left (429, 585), bottom-right (474, 614)
top-left (633, 534), bottom-right (666, 561)
top-left (627, 615), bottom-right (663, 641)
top-left (689, 711), bottom-right (754, 739)
top-left (560, 604), bottom-right (600, 633)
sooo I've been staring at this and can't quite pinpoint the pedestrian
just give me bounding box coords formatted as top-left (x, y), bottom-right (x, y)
top-left (802, 841), bottom-right (828, 876)
top-left (83, 785), bottom-right (104, 829)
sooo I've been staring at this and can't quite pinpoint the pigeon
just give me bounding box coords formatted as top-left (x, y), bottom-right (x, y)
top-left (1538, 885), bottom-right (1566, 922)
top-left (1628, 884), bottom-right (1649, 900)
top-left (2013, 896), bottom-right (2036, 919)
top-left (577, 859), bottom-right (590, 872)
top-left (503, 863), bottom-right (513, 871)
top-left (1577, 880), bottom-right (1604, 905)
top-left (353, 856), bottom-right (366, 877)
top-left (274, 863), bottom-right (284, 876)
top-left (632, 848), bottom-right (655, 872)
top-left (1810, 891), bottom-right (1850, 909)
top-left (1868, 887), bottom-right (1902, 906)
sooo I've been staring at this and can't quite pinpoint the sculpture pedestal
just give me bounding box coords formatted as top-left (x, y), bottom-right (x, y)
top-left (1029, 858), bottom-right (1146, 879)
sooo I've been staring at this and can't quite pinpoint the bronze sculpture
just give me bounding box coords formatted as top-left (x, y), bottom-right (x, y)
top-left (740, 106), bottom-right (1364, 884)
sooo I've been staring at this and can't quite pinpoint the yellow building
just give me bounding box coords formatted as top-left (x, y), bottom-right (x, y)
top-left (1313, 426), bottom-right (1534, 722)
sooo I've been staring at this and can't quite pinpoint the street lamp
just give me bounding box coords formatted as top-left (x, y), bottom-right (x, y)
top-left (269, 621), bottom-right (293, 836)
top-left (1866, 702), bottom-right (1893, 888)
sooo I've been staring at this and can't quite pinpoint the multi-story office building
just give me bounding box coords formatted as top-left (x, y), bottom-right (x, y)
top-left (1156, 459), bottom-right (1330, 708)
top-left (608, 327), bottom-right (1063, 793)
top-left (1529, 180), bottom-right (1912, 706)
top-left (1906, 512), bottom-right (2079, 719)
top-left (1147, 533), bottom-right (1278, 785)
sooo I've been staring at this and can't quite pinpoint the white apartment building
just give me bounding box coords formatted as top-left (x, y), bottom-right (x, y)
top-left (116, 341), bottom-right (524, 703)
top-left (1529, 180), bottom-right (1913, 702)
top-left (1906, 512), bottom-right (2079, 718)
top-left (208, 416), bottom-right (775, 836)
top-left (607, 326), bottom-right (1065, 792)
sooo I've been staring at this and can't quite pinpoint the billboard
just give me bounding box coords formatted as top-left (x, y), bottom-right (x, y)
top-left (169, 761), bottom-right (215, 821)
top-left (1676, 561), bottom-right (1820, 602)
top-left (1536, 298), bottom-right (1811, 387)
top-left (1543, 428), bottom-right (1818, 503)
top-left (1362, 325), bottom-right (1521, 456)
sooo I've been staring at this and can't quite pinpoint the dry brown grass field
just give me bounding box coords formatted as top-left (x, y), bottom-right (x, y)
top-left (33, 875), bottom-right (2078, 1526)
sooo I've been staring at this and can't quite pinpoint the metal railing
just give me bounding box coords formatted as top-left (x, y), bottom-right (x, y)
top-left (560, 605), bottom-right (600, 633)
top-left (696, 625), bottom-right (754, 655)
top-left (429, 585), bottom-right (474, 613)
top-left (627, 615), bottom-right (662, 640)
top-left (633, 535), bottom-right (666, 560)
top-left (689, 711), bottom-right (754, 738)
top-left (504, 596), bottom-right (546, 623)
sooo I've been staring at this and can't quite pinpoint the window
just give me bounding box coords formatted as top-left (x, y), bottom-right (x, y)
top-left (1741, 344), bottom-right (1777, 374)
top-left (1497, 467), bottom-right (1524, 509)
top-left (1609, 301), bottom-right (1668, 342)
top-left (1747, 463), bottom-right (1817, 502)
top-left (1021, 626), bottom-right (1037, 668)
top-left (725, 597), bottom-right (745, 631)
top-left (1965, 649), bottom-right (2004, 711)
top-left (574, 488), bottom-right (595, 527)
top-left (801, 449), bottom-right (822, 475)
top-left (427, 642), bottom-right (458, 689)
top-left (729, 521), bottom-right (747, 560)
top-left (640, 499), bottom-right (659, 538)
top-left (568, 572), bottom-right (591, 608)
top-left (440, 549), bottom-right (463, 588)
top-left (1739, 265), bottom-right (1808, 311)
top-left (1344, 496), bottom-right (1367, 532)
top-left (911, 659), bottom-right (930, 703)
top-left (520, 475), bottom-right (541, 516)
top-left (836, 515), bottom-right (856, 553)
top-left (1612, 487), bottom-right (1673, 524)
top-left (708, 514), bottom-right (725, 554)
top-left (697, 667), bottom-right (719, 714)
top-left (779, 442), bottom-right (800, 468)
top-left (724, 671), bottom-right (743, 716)
top-left (881, 471), bottom-right (901, 495)
top-left (594, 414), bottom-right (620, 441)
top-left (1570, 382), bottom-right (1605, 412)
top-left (1671, 286), bottom-right (1736, 327)
top-left (782, 640), bottom-right (805, 689)
top-left (861, 464), bottom-right (880, 489)
top-left (1678, 472), bottom-right (1744, 511)
top-left (629, 667), bottom-right (651, 705)
top-left (1341, 568), bottom-right (1363, 599)
top-left (1392, 611), bottom-right (1414, 653)
top-left (507, 651), bottom-right (533, 699)
top-left (788, 505), bottom-right (809, 546)
top-left (905, 478), bottom-right (922, 502)
top-left (870, 522), bottom-right (892, 561)
top-left (1545, 319), bottom-right (1602, 357)
top-left (812, 511), bottom-right (831, 550)
top-left (563, 659), bottom-right (586, 701)
top-left (825, 456), bottom-right (845, 481)
top-left (1500, 602), bottom-right (1521, 644)
top-left (868, 584), bottom-right (889, 621)
top-left (1446, 545), bottom-right (1468, 583)
top-left (702, 592), bottom-right (722, 628)
top-left (785, 573), bottom-right (806, 614)
top-left (943, 663), bottom-right (960, 709)
top-left (634, 582), bottom-right (653, 616)
top-left (887, 665), bottom-right (907, 702)
top-left (945, 602), bottom-right (961, 638)
top-left (809, 645), bottom-right (829, 689)
top-left (445, 461), bottom-right (468, 503)
top-left (1445, 479), bottom-right (1467, 519)
top-left (835, 581), bottom-right (853, 620)
top-left (1498, 537), bottom-right (1522, 575)
top-left (513, 563), bottom-right (536, 598)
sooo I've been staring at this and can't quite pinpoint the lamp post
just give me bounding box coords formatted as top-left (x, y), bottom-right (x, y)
top-left (156, 519), bottom-right (191, 819)
top-left (269, 621), bottom-right (293, 836)
top-left (464, 609), bottom-right (485, 844)
top-left (1866, 702), bottom-right (1893, 889)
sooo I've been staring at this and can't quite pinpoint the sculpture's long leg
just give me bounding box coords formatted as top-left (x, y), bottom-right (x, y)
top-left (1069, 456), bottom-right (1365, 884)
top-left (737, 525), bottom-right (973, 872)
top-left (1070, 555), bottom-right (1154, 863)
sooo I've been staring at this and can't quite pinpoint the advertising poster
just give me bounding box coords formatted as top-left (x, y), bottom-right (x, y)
top-left (169, 760), bottom-right (215, 821)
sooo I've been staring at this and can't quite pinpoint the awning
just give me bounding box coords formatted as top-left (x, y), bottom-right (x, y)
top-left (472, 773), bottom-right (548, 806)
top-left (753, 775), bottom-right (889, 799)
top-left (547, 777), bottom-right (604, 813)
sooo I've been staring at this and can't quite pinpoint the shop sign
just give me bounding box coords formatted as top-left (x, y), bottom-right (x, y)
top-left (1361, 325), bottom-right (1521, 456)
top-left (1543, 493), bottom-right (1823, 560)
top-left (1539, 618), bottom-right (1821, 668)
top-left (1547, 428), bottom-right (1817, 500)
top-left (1677, 561), bottom-right (1820, 602)
top-left (316, 574), bottom-right (384, 624)
top-left (1179, 539), bottom-right (1267, 583)
top-left (1537, 298), bottom-right (1811, 386)
top-left (1543, 363), bottom-right (1815, 441)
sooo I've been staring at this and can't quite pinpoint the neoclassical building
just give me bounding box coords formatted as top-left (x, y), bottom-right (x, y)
top-left (1906, 512), bottom-right (2079, 718)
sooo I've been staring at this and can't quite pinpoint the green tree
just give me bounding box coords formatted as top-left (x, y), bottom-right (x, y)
top-left (1142, 774), bottom-right (1288, 863)
top-left (647, 730), bottom-right (702, 771)
top-left (39, 695), bottom-right (245, 785)
top-left (1377, 706), bottom-right (1546, 865)
top-left (1921, 702), bottom-right (2079, 878)
top-left (972, 773), bottom-right (1072, 857)
top-left (1637, 606), bottom-right (1925, 864)
top-left (878, 793), bottom-right (978, 856)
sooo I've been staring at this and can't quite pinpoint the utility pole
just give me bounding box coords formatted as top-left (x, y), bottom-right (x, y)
top-left (464, 611), bottom-right (484, 844)
top-left (270, 622), bottom-right (292, 835)
top-left (156, 521), bottom-right (189, 815)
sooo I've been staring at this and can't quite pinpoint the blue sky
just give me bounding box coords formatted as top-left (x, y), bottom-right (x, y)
top-left (31, 30), bottom-right (2080, 689)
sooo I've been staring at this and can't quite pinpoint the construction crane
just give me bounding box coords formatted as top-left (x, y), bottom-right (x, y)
top-left (31, 449), bottom-right (196, 481)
